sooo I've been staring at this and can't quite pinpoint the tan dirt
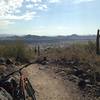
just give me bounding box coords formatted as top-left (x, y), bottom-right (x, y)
top-left (25, 64), bottom-right (83, 100)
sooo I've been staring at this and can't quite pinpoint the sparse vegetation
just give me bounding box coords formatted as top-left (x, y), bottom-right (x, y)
top-left (43, 41), bottom-right (100, 68)
top-left (39, 41), bottom-right (100, 99)
top-left (0, 39), bottom-right (100, 99)
top-left (0, 41), bottom-right (36, 63)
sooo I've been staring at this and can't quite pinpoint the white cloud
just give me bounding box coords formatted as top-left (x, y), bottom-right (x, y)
top-left (38, 5), bottom-right (48, 11)
top-left (0, 11), bottom-right (37, 20)
top-left (15, 9), bottom-right (21, 13)
top-left (23, 11), bottom-right (37, 20)
top-left (0, 0), bottom-right (24, 16)
top-left (25, 0), bottom-right (31, 2)
top-left (0, 20), bottom-right (14, 27)
top-left (0, 0), bottom-right (94, 25)
top-left (26, 4), bottom-right (34, 8)
top-left (49, 0), bottom-right (94, 4)
top-left (34, 3), bottom-right (39, 7)
top-left (74, 0), bottom-right (94, 4)
top-left (48, 0), bottom-right (61, 3)
top-left (0, 0), bottom-right (60, 23)
top-left (0, 0), bottom-right (39, 22)
top-left (31, 0), bottom-right (42, 3)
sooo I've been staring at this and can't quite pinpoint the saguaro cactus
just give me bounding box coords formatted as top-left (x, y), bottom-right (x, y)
top-left (37, 45), bottom-right (40, 56)
top-left (34, 46), bottom-right (37, 54)
top-left (96, 29), bottom-right (100, 55)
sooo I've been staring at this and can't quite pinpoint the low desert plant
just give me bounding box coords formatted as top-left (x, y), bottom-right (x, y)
top-left (0, 41), bottom-right (36, 63)
top-left (42, 41), bottom-right (100, 71)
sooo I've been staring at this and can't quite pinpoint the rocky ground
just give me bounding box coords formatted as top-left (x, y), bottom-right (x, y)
top-left (45, 62), bottom-right (100, 100)
top-left (25, 64), bottom-right (85, 100)
top-left (0, 57), bottom-right (100, 100)
top-left (34, 57), bottom-right (100, 100)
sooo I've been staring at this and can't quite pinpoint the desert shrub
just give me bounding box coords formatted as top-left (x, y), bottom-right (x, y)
top-left (42, 41), bottom-right (100, 73)
top-left (0, 41), bottom-right (36, 63)
top-left (43, 41), bottom-right (99, 65)
top-left (69, 41), bottom-right (96, 63)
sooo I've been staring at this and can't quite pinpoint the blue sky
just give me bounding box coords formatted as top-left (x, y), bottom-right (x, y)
top-left (0, 0), bottom-right (99, 36)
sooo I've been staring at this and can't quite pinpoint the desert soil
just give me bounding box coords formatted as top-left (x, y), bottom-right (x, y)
top-left (25, 64), bottom-right (84, 100)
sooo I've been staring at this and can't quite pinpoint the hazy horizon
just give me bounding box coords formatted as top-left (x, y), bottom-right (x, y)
top-left (0, 0), bottom-right (99, 36)
top-left (0, 33), bottom-right (96, 37)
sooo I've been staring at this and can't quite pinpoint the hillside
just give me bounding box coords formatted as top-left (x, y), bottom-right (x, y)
top-left (0, 34), bottom-right (96, 44)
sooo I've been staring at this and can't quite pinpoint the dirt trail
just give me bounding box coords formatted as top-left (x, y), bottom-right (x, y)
top-left (25, 64), bottom-right (83, 100)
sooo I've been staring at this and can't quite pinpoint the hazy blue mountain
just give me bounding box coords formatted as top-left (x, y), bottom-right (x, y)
top-left (0, 34), bottom-right (13, 37)
top-left (0, 34), bottom-right (96, 44)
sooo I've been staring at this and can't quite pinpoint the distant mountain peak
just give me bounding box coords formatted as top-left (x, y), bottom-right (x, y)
top-left (0, 34), bottom-right (14, 37)
top-left (71, 34), bottom-right (78, 36)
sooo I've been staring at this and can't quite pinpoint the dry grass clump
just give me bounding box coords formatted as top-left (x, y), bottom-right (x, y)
top-left (43, 41), bottom-right (100, 72)
top-left (0, 41), bottom-right (36, 63)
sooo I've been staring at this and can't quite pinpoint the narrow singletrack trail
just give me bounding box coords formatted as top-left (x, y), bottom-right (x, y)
top-left (25, 64), bottom-right (83, 100)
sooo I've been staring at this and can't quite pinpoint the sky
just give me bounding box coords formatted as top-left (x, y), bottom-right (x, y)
top-left (0, 0), bottom-right (99, 36)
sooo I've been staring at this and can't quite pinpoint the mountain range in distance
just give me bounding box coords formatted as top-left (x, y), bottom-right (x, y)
top-left (0, 34), bottom-right (96, 44)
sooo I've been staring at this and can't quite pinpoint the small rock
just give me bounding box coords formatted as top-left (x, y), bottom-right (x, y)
top-left (78, 79), bottom-right (86, 89)
top-left (95, 72), bottom-right (100, 82)
top-left (0, 57), bottom-right (5, 65)
top-left (6, 58), bottom-right (13, 65)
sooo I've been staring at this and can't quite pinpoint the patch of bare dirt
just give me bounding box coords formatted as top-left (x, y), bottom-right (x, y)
top-left (25, 64), bottom-right (84, 100)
